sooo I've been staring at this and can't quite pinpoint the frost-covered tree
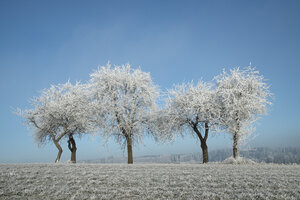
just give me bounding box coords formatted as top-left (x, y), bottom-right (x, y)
top-left (155, 81), bottom-right (220, 163)
top-left (89, 63), bottom-right (159, 164)
top-left (18, 82), bottom-right (93, 163)
top-left (215, 66), bottom-right (272, 159)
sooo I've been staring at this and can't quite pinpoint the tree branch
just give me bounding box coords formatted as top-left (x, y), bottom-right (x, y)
top-left (204, 122), bottom-right (209, 141)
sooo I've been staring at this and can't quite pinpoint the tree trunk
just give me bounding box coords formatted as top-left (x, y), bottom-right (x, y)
top-left (192, 122), bottom-right (209, 163)
top-left (126, 135), bottom-right (133, 164)
top-left (53, 139), bottom-right (63, 163)
top-left (201, 141), bottom-right (209, 163)
top-left (68, 135), bottom-right (77, 163)
top-left (233, 132), bottom-right (239, 159)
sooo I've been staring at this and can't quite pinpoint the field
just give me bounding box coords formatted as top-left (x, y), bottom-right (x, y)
top-left (1, 163), bottom-right (300, 199)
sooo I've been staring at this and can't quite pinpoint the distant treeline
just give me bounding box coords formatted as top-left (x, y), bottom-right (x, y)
top-left (209, 147), bottom-right (300, 164)
top-left (81, 147), bottom-right (300, 164)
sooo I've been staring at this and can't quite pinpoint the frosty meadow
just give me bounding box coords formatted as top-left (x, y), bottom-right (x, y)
top-left (1, 163), bottom-right (299, 199)
top-left (17, 63), bottom-right (272, 164)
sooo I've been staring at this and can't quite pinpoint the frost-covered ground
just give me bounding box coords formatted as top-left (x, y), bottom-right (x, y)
top-left (1, 163), bottom-right (300, 199)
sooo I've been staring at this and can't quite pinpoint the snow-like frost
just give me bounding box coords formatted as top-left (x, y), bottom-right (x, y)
top-left (88, 63), bottom-right (159, 159)
top-left (214, 66), bottom-right (272, 157)
top-left (1, 163), bottom-right (299, 200)
top-left (17, 81), bottom-right (94, 162)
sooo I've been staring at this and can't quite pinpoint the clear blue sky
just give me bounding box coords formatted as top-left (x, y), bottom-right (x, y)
top-left (1, 0), bottom-right (300, 163)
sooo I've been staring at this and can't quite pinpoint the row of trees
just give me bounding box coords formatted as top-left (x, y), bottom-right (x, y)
top-left (18, 63), bottom-right (272, 164)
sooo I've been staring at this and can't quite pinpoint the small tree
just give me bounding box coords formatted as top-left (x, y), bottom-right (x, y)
top-left (215, 66), bottom-right (272, 159)
top-left (89, 63), bottom-right (159, 164)
top-left (155, 81), bottom-right (220, 163)
top-left (18, 82), bottom-right (93, 163)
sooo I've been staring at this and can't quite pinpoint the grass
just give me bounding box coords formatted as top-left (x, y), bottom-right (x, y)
top-left (1, 163), bottom-right (300, 199)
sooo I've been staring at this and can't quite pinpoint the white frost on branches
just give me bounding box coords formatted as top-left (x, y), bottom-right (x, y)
top-left (150, 80), bottom-right (221, 163)
top-left (18, 81), bottom-right (94, 162)
top-left (89, 63), bottom-right (159, 148)
top-left (215, 66), bottom-right (272, 138)
top-left (16, 62), bottom-right (272, 163)
top-left (160, 81), bottom-right (220, 139)
top-left (215, 66), bottom-right (272, 157)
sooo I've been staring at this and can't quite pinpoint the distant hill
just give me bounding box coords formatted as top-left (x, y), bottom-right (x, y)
top-left (80, 147), bottom-right (300, 164)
